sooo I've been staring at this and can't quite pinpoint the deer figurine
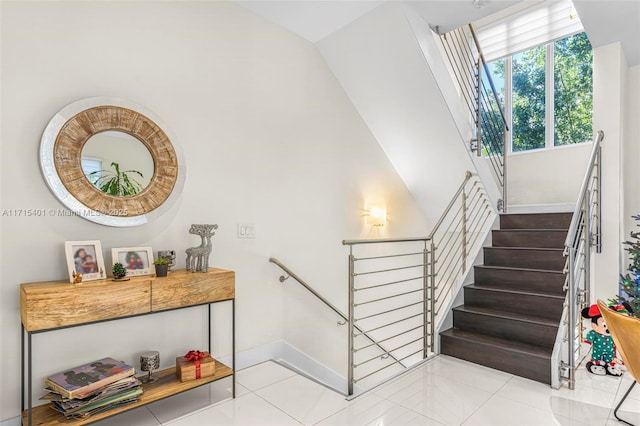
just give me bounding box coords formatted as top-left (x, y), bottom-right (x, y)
top-left (185, 224), bottom-right (218, 272)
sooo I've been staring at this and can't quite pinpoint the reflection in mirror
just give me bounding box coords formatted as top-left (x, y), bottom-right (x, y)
top-left (81, 131), bottom-right (154, 196)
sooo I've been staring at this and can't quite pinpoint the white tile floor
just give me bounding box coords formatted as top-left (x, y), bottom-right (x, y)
top-left (89, 355), bottom-right (638, 426)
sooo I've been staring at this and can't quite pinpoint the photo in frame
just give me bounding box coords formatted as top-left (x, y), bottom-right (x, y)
top-left (111, 247), bottom-right (155, 277)
top-left (64, 240), bottom-right (106, 283)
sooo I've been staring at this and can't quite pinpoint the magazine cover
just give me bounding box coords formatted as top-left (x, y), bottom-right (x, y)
top-left (46, 357), bottom-right (135, 399)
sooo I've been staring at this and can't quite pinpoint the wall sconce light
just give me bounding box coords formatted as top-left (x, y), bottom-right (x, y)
top-left (363, 206), bottom-right (386, 227)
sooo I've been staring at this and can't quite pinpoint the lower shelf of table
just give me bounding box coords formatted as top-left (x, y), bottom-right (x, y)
top-left (22, 360), bottom-right (233, 426)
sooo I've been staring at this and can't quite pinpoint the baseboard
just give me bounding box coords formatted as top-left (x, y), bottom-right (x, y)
top-left (274, 341), bottom-right (348, 395)
top-left (218, 340), bottom-right (283, 371)
top-left (0, 416), bottom-right (19, 426)
top-left (218, 340), bottom-right (349, 394)
top-left (506, 203), bottom-right (575, 214)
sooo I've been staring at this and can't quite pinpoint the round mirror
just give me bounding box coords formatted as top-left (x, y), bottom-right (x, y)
top-left (82, 131), bottom-right (154, 196)
top-left (40, 98), bottom-right (186, 227)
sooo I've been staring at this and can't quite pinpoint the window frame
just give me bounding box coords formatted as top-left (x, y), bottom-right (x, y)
top-left (498, 32), bottom-right (591, 154)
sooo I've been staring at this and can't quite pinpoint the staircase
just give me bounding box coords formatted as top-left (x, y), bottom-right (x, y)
top-left (440, 212), bottom-right (571, 384)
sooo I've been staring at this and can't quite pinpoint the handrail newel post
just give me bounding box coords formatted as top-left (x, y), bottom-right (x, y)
top-left (429, 240), bottom-right (437, 354)
top-left (596, 143), bottom-right (602, 253)
top-left (423, 241), bottom-right (429, 358)
top-left (348, 248), bottom-right (355, 397)
top-left (462, 188), bottom-right (468, 272)
top-left (584, 190), bottom-right (591, 305)
top-left (476, 56), bottom-right (482, 158)
top-left (502, 128), bottom-right (508, 213)
top-left (567, 248), bottom-right (576, 390)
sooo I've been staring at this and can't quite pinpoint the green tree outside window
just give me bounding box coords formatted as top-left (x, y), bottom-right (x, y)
top-left (487, 32), bottom-right (592, 152)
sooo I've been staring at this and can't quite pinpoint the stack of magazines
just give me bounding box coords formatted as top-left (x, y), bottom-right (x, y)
top-left (42, 357), bottom-right (143, 419)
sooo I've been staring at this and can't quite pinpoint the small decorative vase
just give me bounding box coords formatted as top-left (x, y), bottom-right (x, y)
top-left (155, 264), bottom-right (168, 277)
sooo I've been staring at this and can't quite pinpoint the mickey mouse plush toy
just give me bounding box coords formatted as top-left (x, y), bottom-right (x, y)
top-left (581, 304), bottom-right (622, 376)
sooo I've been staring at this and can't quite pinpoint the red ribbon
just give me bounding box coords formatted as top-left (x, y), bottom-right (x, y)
top-left (184, 350), bottom-right (208, 379)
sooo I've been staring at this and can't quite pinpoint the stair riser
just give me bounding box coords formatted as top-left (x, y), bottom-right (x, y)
top-left (492, 230), bottom-right (566, 248)
top-left (441, 334), bottom-right (551, 384)
top-left (500, 213), bottom-right (572, 230)
top-left (483, 248), bottom-right (565, 270)
top-left (453, 309), bottom-right (557, 348)
top-left (464, 287), bottom-right (563, 320)
top-left (474, 267), bottom-right (566, 295)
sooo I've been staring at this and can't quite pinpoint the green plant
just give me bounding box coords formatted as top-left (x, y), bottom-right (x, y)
top-left (88, 162), bottom-right (144, 196)
top-left (615, 214), bottom-right (640, 318)
top-left (112, 262), bottom-right (127, 279)
top-left (153, 257), bottom-right (170, 266)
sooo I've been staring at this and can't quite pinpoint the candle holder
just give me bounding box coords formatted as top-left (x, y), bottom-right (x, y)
top-left (140, 351), bottom-right (160, 384)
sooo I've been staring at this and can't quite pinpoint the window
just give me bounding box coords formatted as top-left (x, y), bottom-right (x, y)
top-left (554, 34), bottom-right (593, 146)
top-left (487, 32), bottom-right (592, 152)
top-left (81, 157), bottom-right (102, 185)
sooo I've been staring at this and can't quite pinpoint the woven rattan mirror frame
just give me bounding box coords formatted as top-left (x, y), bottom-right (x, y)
top-left (40, 98), bottom-right (185, 226)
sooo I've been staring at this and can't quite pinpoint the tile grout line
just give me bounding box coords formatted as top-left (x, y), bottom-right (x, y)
top-left (249, 387), bottom-right (305, 425)
top-left (251, 370), bottom-right (357, 426)
top-left (455, 372), bottom-right (516, 426)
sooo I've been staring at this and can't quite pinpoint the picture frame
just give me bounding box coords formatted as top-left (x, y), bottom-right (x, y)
top-left (111, 247), bottom-right (155, 277)
top-left (64, 240), bottom-right (107, 283)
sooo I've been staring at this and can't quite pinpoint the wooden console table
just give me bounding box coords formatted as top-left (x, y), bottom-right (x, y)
top-left (20, 268), bottom-right (235, 426)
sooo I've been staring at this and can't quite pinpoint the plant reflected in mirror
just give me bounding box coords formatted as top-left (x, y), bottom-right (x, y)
top-left (87, 162), bottom-right (144, 196)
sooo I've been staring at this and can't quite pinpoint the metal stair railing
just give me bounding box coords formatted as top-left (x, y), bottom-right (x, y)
top-left (342, 171), bottom-right (496, 395)
top-left (552, 130), bottom-right (604, 389)
top-left (438, 24), bottom-right (509, 212)
top-left (268, 257), bottom-right (404, 370)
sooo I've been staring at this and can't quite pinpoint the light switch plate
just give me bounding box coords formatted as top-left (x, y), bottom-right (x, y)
top-left (237, 223), bottom-right (256, 239)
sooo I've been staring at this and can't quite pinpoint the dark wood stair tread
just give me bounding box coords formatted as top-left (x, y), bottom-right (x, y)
top-left (476, 264), bottom-right (565, 274)
top-left (465, 283), bottom-right (565, 299)
top-left (493, 229), bottom-right (568, 232)
top-left (452, 305), bottom-right (559, 327)
top-left (440, 328), bottom-right (552, 359)
top-left (485, 246), bottom-right (564, 253)
top-left (500, 213), bottom-right (572, 230)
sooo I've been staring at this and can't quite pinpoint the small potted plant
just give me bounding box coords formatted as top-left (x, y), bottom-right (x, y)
top-left (153, 257), bottom-right (170, 277)
top-left (112, 262), bottom-right (128, 281)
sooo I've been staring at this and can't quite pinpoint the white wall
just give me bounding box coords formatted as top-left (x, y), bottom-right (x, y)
top-left (592, 42), bottom-right (626, 302)
top-left (506, 143), bottom-right (593, 208)
top-left (317, 2), bottom-right (476, 224)
top-left (0, 1), bottom-right (428, 419)
top-left (622, 65), bottom-right (640, 283)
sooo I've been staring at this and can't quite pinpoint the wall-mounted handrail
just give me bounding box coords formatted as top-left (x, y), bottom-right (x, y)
top-left (269, 257), bottom-right (345, 320)
top-left (268, 257), bottom-right (404, 372)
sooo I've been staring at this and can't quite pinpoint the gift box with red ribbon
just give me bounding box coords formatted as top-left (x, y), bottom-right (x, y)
top-left (176, 350), bottom-right (216, 382)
